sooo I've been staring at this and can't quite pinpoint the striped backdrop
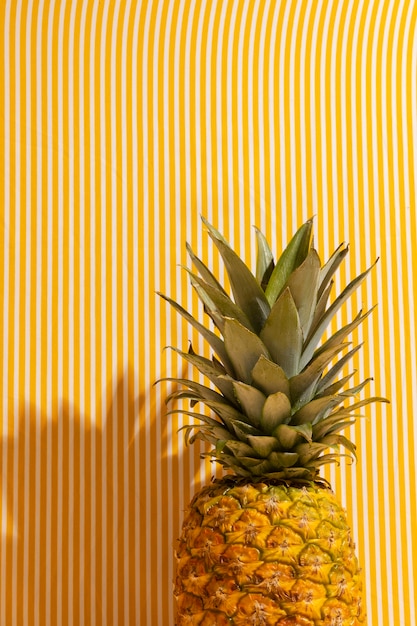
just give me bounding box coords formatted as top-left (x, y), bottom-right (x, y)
top-left (1, 1), bottom-right (416, 624)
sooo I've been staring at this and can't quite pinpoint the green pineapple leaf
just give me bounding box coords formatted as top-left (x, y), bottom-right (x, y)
top-left (260, 391), bottom-right (292, 433)
top-left (185, 269), bottom-right (254, 332)
top-left (291, 395), bottom-right (344, 425)
top-left (232, 381), bottom-right (266, 428)
top-left (268, 451), bottom-right (299, 469)
top-left (159, 293), bottom-right (235, 374)
top-left (264, 219), bottom-right (313, 305)
top-left (273, 423), bottom-right (312, 449)
top-left (186, 241), bottom-right (227, 296)
top-left (202, 217), bottom-right (271, 332)
top-left (260, 287), bottom-right (303, 377)
top-left (286, 248), bottom-right (321, 338)
top-left (301, 262), bottom-right (377, 368)
top-left (246, 435), bottom-right (279, 458)
top-left (254, 226), bottom-right (274, 286)
top-left (289, 342), bottom-right (350, 403)
top-left (317, 242), bottom-right (349, 299)
top-left (169, 347), bottom-right (235, 402)
top-left (223, 317), bottom-right (271, 384)
top-left (316, 344), bottom-right (363, 394)
top-left (160, 377), bottom-right (229, 405)
top-left (250, 355), bottom-right (291, 397)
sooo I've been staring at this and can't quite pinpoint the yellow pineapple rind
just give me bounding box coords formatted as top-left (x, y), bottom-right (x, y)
top-left (175, 478), bottom-right (366, 626)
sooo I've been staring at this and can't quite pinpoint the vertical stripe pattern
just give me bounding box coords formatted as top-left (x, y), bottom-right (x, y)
top-left (0, 1), bottom-right (416, 624)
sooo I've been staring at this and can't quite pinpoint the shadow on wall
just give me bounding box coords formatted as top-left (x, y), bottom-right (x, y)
top-left (0, 369), bottom-right (172, 624)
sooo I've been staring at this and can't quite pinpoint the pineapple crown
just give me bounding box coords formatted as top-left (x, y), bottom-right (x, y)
top-left (159, 217), bottom-right (388, 482)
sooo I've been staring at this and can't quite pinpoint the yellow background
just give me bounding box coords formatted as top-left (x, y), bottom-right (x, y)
top-left (1, 1), bottom-right (416, 624)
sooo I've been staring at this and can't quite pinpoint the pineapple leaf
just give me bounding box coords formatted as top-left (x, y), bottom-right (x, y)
top-left (254, 226), bottom-right (274, 286)
top-left (160, 377), bottom-right (229, 406)
top-left (268, 451), bottom-right (299, 469)
top-left (250, 355), bottom-right (291, 397)
top-left (308, 279), bottom-right (334, 337)
top-left (289, 342), bottom-right (350, 403)
top-left (167, 409), bottom-right (222, 429)
top-left (268, 467), bottom-right (314, 480)
top-left (165, 390), bottom-right (202, 404)
top-left (247, 459), bottom-right (275, 476)
top-left (312, 411), bottom-right (363, 439)
top-left (319, 434), bottom-right (357, 458)
top-left (232, 382), bottom-right (266, 428)
top-left (286, 248), bottom-right (321, 338)
top-left (186, 241), bottom-right (228, 296)
top-left (225, 440), bottom-right (261, 458)
top-left (340, 378), bottom-right (373, 397)
top-left (334, 395), bottom-right (389, 413)
top-left (223, 317), bottom-right (271, 384)
top-left (315, 371), bottom-right (357, 397)
top-left (295, 442), bottom-right (328, 464)
top-left (202, 217), bottom-right (271, 332)
top-left (246, 435), bottom-right (279, 457)
top-left (264, 219), bottom-right (313, 305)
top-left (273, 423), bottom-right (312, 449)
top-left (230, 420), bottom-right (264, 440)
top-left (260, 392), bottom-right (292, 433)
top-left (203, 400), bottom-right (251, 428)
top-left (260, 287), bottom-right (303, 377)
top-left (317, 242), bottom-right (349, 299)
top-left (185, 269), bottom-right (255, 332)
top-left (291, 395), bottom-right (344, 425)
top-left (314, 306), bottom-right (376, 358)
top-left (169, 347), bottom-right (236, 402)
top-left (308, 453), bottom-right (352, 468)
top-left (159, 293), bottom-right (235, 374)
top-left (316, 344), bottom-right (363, 394)
top-left (323, 419), bottom-right (357, 437)
top-left (301, 262), bottom-right (377, 368)
top-left (214, 454), bottom-right (251, 475)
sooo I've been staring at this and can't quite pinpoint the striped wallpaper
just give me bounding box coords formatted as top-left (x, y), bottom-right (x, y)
top-left (0, 1), bottom-right (416, 624)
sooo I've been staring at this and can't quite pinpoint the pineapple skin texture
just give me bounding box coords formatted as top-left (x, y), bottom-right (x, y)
top-left (175, 479), bottom-right (366, 626)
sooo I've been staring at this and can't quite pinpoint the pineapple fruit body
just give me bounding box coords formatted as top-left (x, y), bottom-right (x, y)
top-left (175, 478), bottom-right (364, 625)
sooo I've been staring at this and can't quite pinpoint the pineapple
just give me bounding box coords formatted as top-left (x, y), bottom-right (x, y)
top-left (161, 217), bottom-right (387, 625)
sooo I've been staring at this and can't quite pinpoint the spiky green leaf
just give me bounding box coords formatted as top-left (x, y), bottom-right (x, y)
top-left (286, 248), bottom-right (321, 338)
top-left (316, 371), bottom-right (357, 397)
top-left (260, 392), bottom-right (292, 433)
top-left (264, 220), bottom-right (313, 305)
top-left (159, 294), bottom-right (235, 374)
top-left (185, 269), bottom-right (254, 332)
top-left (232, 382), bottom-right (266, 428)
top-left (301, 262), bottom-right (377, 368)
top-left (223, 317), bottom-right (270, 383)
top-left (260, 287), bottom-right (303, 377)
top-left (186, 241), bottom-right (227, 295)
top-left (202, 217), bottom-right (271, 332)
top-left (289, 342), bottom-right (350, 403)
top-left (314, 307), bottom-right (375, 359)
top-left (250, 355), bottom-right (291, 397)
top-left (319, 434), bottom-right (357, 458)
top-left (203, 400), bottom-right (250, 428)
top-left (169, 347), bottom-right (235, 402)
top-left (246, 435), bottom-right (279, 457)
top-left (268, 451), bottom-right (299, 469)
top-left (254, 226), bottom-right (274, 286)
top-left (161, 377), bottom-right (229, 406)
top-left (291, 395), bottom-right (344, 425)
top-left (273, 423), bottom-right (312, 449)
top-left (317, 242), bottom-right (349, 299)
top-left (225, 440), bottom-right (260, 457)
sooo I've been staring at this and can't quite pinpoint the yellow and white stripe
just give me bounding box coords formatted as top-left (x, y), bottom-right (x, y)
top-left (1, 1), bottom-right (416, 624)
